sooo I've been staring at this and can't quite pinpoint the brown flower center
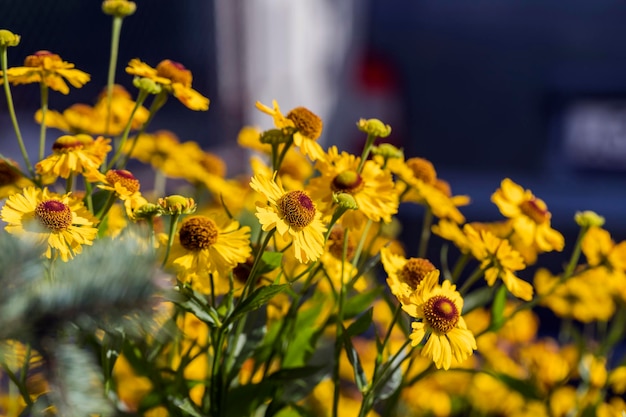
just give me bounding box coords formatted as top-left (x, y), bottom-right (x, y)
top-left (406, 157), bottom-right (436, 185)
top-left (52, 134), bottom-right (93, 153)
top-left (423, 295), bottom-right (460, 334)
top-left (434, 179), bottom-right (451, 197)
top-left (0, 160), bottom-right (21, 186)
top-left (105, 169), bottom-right (140, 193)
top-left (331, 170), bottom-right (364, 194)
top-left (156, 59), bottom-right (192, 87)
top-left (327, 226), bottom-right (356, 260)
top-left (35, 200), bottom-right (72, 231)
top-left (520, 198), bottom-right (549, 224)
top-left (286, 107), bottom-right (323, 140)
top-left (24, 50), bottom-right (61, 67)
top-left (179, 216), bottom-right (219, 251)
top-left (399, 258), bottom-right (436, 289)
top-left (277, 190), bottom-right (316, 229)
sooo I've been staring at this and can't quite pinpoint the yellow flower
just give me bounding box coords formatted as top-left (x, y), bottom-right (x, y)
top-left (250, 173), bottom-right (327, 263)
top-left (96, 169), bottom-right (147, 219)
top-left (402, 272), bottom-right (477, 370)
top-left (35, 134), bottom-right (111, 179)
top-left (318, 225), bottom-right (367, 293)
top-left (308, 146), bottom-right (398, 229)
top-left (464, 223), bottom-right (533, 301)
top-left (255, 100), bottom-right (325, 161)
top-left (381, 246), bottom-right (437, 304)
top-left (0, 159), bottom-right (33, 199)
top-left (125, 58), bottom-right (209, 110)
top-left (165, 213), bottom-right (251, 294)
top-left (431, 219), bottom-right (471, 253)
top-left (0, 50), bottom-right (89, 94)
top-left (122, 129), bottom-right (181, 174)
top-left (582, 226), bottom-right (626, 271)
top-left (491, 178), bottom-right (564, 252)
top-left (35, 84), bottom-right (150, 136)
top-left (1, 186), bottom-right (99, 261)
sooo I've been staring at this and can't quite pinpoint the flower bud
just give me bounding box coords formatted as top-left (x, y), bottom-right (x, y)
top-left (133, 203), bottom-right (161, 220)
top-left (575, 210), bottom-right (605, 228)
top-left (332, 192), bottom-right (358, 210)
top-left (371, 143), bottom-right (404, 160)
top-left (260, 128), bottom-right (293, 145)
top-left (158, 195), bottom-right (196, 215)
top-left (357, 118), bottom-right (392, 138)
top-left (0, 29), bottom-right (20, 47)
top-left (133, 77), bottom-right (162, 94)
top-left (102, 0), bottom-right (137, 17)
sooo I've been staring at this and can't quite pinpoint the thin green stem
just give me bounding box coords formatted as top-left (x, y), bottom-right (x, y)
top-left (161, 213), bottom-right (181, 268)
top-left (357, 134), bottom-right (377, 173)
top-left (38, 82), bottom-right (49, 160)
top-left (104, 16), bottom-right (124, 136)
top-left (417, 206), bottom-right (433, 258)
top-left (107, 89), bottom-right (150, 170)
top-left (351, 219), bottom-right (373, 270)
top-left (458, 265), bottom-right (486, 295)
top-left (1, 46), bottom-right (34, 177)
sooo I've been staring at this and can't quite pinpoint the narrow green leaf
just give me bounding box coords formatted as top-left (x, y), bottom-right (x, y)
top-left (343, 287), bottom-right (383, 319)
top-left (346, 308), bottom-right (373, 337)
top-left (462, 285), bottom-right (493, 315)
top-left (341, 324), bottom-right (368, 392)
top-left (224, 284), bottom-right (289, 326)
top-left (258, 251), bottom-right (284, 274)
top-left (490, 284), bottom-right (507, 331)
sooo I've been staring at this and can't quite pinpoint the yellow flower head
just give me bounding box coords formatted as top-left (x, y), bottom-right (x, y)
top-left (165, 213), bottom-right (252, 294)
top-left (0, 50), bottom-right (90, 94)
top-left (463, 224), bottom-right (533, 301)
top-left (1, 186), bottom-right (99, 261)
top-left (381, 246), bottom-right (437, 304)
top-left (491, 178), bottom-right (564, 252)
top-left (125, 58), bottom-right (209, 110)
top-left (35, 134), bottom-right (111, 179)
top-left (250, 173), bottom-right (327, 263)
top-left (255, 100), bottom-right (325, 161)
top-left (308, 146), bottom-right (398, 229)
top-left (581, 226), bottom-right (626, 272)
top-left (402, 272), bottom-right (477, 370)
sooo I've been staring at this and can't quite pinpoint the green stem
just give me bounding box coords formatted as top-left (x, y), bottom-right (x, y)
top-left (38, 82), bottom-right (49, 161)
top-left (1, 46), bottom-right (34, 177)
top-left (417, 206), bottom-right (433, 258)
top-left (332, 270), bottom-right (347, 417)
top-left (161, 213), bottom-right (181, 268)
top-left (458, 265), bottom-right (486, 295)
top-left (563, 225), bottom-right (589, 280)
top-left (273, 137), bottom-right (293, 172)
top-left (357, 134), bottom-right (377, 173)
top-left (104, 16), bottom-right (124, 136)
top-left (351, 219), bottom-right (373, 270)
top-left (106, 88), bottom-right (149, 170)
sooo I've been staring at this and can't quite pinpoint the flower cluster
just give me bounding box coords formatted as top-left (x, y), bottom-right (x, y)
top-left (1, 3), bottom-right (626, 417)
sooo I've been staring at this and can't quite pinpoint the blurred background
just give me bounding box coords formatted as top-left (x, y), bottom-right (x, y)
top-left (2, 0), bottom-right (626, 250)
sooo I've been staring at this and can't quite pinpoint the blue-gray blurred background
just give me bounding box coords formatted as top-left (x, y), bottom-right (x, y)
top-left (2, 0), bottom-right (626, 257)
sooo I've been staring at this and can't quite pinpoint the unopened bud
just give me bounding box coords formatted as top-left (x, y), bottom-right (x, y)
top-left (575, 211), bottom-right (605, 228)
top-left (357, 118), bottom-right (392, 138)
top-left (0, 30), bottom-right (20, 47)
top-left (102, 0), bottom-right (137, 17)
top-left (371, 143), bottom-right (404, 160)
top-left (333, 192), bottom-right (358, 210)
top-left (133, 76), bottom-right (162, 94)
top-left (158, 195), bottom-right (196, 215)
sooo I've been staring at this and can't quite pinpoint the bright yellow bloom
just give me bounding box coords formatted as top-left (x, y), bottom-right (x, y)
top-left (250, 173), bottom-right (327, 263)
top-left (0, 50), bottom-right (89, 94)
top-left (491, 178), bottom-right (564, 252)
top-left (35, 84), bottom-right (150, 135)
top-left (582, 226), bottom-right (626, 271)
top-left (1, 186), bottom-right (98, 261)
top-left (464, 223), bottom-right (533, 301)
top-left (0, 159), bottom-right (33, 199)
top-left (122, 129), bottom-right (182, 175)
top-left (308, 146), bottom-right (398, 229)
top-left (126, 58), bottom-right (209, 110)
top-left (381, 246), bottom-right (437, 304)
top-left (255, 100), bottom-right (325, 161)
top-left (165, 212), bottom-right (251, 294)
top-left (35, 134), bottom-right (111, 179)
top-left (402, 272), bottom-right (477, 370)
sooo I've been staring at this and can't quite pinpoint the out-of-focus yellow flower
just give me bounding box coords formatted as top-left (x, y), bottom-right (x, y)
top-left (126, 58), bottom-right (209, 110)
top-left (582, 226), bottom-right (626, 272)
top-left (112, 354), bottom-right (153, 413)
top-left (308, 146), bottom-right (398, 229)
top-left (0, 159), bottom-right (33, 199)
top-left (35, 85), bottom-right (150, 136)
top-left (0, 50), bottom-right (89, 94)
top-left (609, 366), bottom-right (626, 394)
top-left (304, 379), bottom-right (380, 417)
top-left (35, 134), bottom-right (111, 180)
top-left (250, 173), bottom-right (326, 263)
top-left (491, 178), bottom-right (564, 253)
top-left (1, 186), bottom-right (99, 261)
top-left (464, 223), bottom-right (533, 301)
top-left (518, 339), bottom-right (575, 394)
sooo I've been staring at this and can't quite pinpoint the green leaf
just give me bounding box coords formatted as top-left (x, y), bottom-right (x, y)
top-left (343, 287), bottom-right (383, 319)
top-left (224, 380), bottom-right (275, 416)
top-left (224, 284), bottom-right (289, 327)
top-left (372, 349), bottom-right (405, 401)
top-left (342, 324), bottom-right (368, 392)
top-left (172, 396), bottom-right (205, 417)
top-left (491, 372), bottom-right (540, 400)
top-left (346, 308), bottom-right (373, 337)
top-left (462, 285), bottom-right (493, 315)
top-left (257, 251), bottom-right (284, 274)
top-left (490, 284), bottom-right (507, 331)
top-left (172, 288), bottom-right (221, 328)
top-left (282, 300), bottom-right (325, 368)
